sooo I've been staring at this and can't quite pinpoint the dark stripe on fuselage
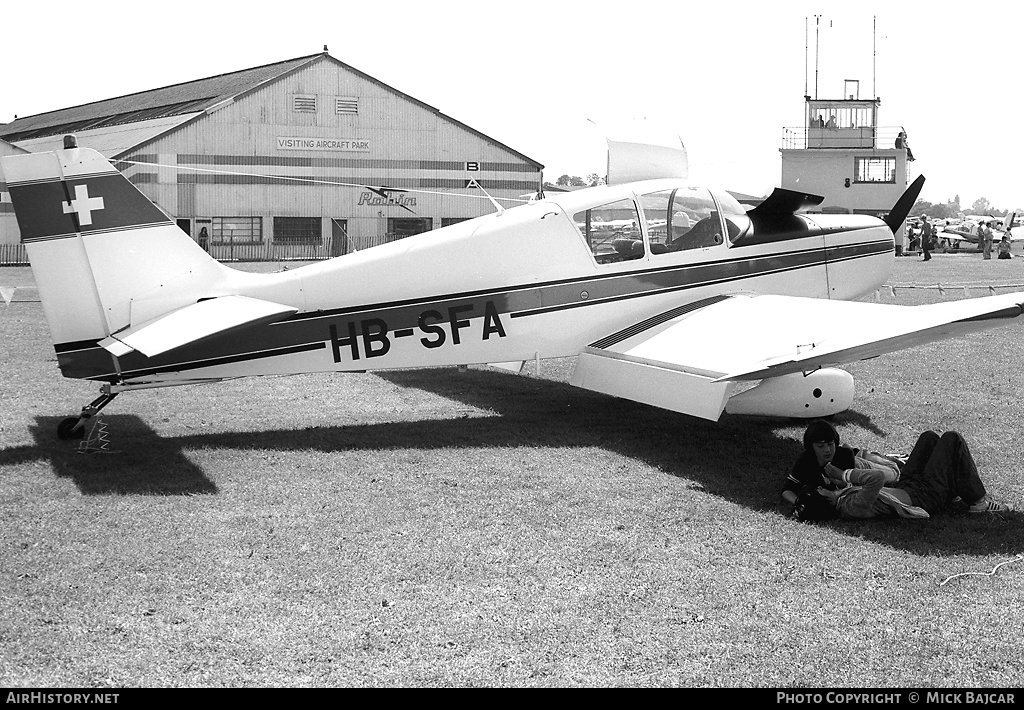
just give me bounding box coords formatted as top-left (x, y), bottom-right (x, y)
top-left (54, 338), bottom-right (107, 354)
top-left (58, 236), bottom-right (891, 381)
top-left (117, 342), bottom-right (327, 380)
top-left (283, 237), bottom-right (891, 325)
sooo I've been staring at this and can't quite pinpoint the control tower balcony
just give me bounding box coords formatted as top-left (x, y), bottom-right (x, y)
top-left (781, 124), bottom-right (907, 150)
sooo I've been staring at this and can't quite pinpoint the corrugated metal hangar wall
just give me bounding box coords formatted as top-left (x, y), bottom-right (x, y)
top-left (1, 53), bottom-right (544, 262)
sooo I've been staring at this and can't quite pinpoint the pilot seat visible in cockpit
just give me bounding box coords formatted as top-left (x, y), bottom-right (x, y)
top-left (661, 213), bottom-right (723, 252)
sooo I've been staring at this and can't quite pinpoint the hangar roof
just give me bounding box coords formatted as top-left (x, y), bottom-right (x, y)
top-left (11, 114), bottom-right (206, 157)
top-left (0, 55), bottom-right (318, 145)
top-left (0, 53), bottom-right (543, 168)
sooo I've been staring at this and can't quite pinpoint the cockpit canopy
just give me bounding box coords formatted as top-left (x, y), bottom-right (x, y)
top-left (572, 184), bottom-right (752, 264)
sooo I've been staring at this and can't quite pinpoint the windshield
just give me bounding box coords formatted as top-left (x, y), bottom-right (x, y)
top-left (640, 186), bottom-right (723, 253)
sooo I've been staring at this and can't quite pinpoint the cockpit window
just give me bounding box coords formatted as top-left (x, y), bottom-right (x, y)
top-left (640, 187), bottom-right (722, 254)
top-left (573, 199), bottom-right (644, 264)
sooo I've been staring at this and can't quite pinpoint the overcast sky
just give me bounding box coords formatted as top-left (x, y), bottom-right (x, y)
top-left (2, 0), bottom-right (1020, 209)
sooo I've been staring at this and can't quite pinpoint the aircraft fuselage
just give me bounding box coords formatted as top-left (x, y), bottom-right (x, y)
top-left (52, 179), bottom-right (894, 385)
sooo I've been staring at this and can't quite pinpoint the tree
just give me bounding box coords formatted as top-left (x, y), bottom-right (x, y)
top-left (909, 198), bottom-right (932, 218)
top-left (556, 173), bottom-right (599, 187)
top-left (971, 197), bottom-right (992, 215)
top-left (926, 203), bottom-right (953, 219)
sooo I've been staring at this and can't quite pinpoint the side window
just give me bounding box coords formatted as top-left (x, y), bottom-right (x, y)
top-left (640, 187), bottom-right (722, 254)
top-left (573, 198), bottom-right (644, 264)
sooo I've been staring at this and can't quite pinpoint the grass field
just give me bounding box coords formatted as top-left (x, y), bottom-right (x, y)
top-left (1, 253), bottom-right (1022, 688)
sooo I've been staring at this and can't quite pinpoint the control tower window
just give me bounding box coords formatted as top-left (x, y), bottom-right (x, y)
top-left (811, 107), bottom-right (873, 129)
top-left (854, 156), bottom-right (896, 183)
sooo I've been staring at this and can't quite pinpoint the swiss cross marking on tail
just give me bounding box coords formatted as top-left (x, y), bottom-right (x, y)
top-left (62, 184), bottom-right (104, 226)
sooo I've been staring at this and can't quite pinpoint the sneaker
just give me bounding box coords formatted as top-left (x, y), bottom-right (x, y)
top-left (968, 497), bottom-right (1012, 514)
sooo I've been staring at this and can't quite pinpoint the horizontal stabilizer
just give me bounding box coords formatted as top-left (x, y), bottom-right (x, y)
top-left (100, 295), bottom-right (298, 358)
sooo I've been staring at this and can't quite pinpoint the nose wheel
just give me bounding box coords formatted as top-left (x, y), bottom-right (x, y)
top-left (57, 390), bottom-right (119, 440)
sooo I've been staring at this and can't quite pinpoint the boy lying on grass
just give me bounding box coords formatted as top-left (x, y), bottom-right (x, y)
top-left (784, 420), bottom-right (1012, 521)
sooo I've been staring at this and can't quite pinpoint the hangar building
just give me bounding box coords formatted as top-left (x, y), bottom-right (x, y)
top-left (0, 51), bottom-right (544, 260)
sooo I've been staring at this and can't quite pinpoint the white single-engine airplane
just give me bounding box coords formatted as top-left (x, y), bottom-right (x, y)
top-left (4, 136), bottom-right (1024, 440)
top-left (938, 213), bottom-right (1017, 247)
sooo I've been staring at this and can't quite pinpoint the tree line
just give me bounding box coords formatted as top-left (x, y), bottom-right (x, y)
top-left (553, 174), bottom-right (604, 187)
top-left (910, 195), bottom-right (1021, 220)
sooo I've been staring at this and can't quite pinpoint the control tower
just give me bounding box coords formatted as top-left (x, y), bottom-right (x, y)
top-left (780, 79), bottom-right (913, 248)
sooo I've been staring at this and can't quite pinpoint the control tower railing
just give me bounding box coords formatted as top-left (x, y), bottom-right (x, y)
top-left (781, 125), bottom-right (907, 150)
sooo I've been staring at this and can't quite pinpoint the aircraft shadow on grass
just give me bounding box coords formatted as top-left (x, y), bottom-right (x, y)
top-left (377, 367), bottom-right (1023, 556)
top-left (7, 416), bottom-right (220, 496)
top-left (2, 366), bottom-right (1016, 554)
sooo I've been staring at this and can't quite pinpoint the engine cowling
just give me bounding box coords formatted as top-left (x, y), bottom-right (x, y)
top-left (723, 368), bottom-right (855, 418)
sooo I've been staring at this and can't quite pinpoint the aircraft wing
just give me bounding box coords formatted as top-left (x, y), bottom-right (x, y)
top-left (99, 295), bottom-right (298, 357)
top-left (572, 292), bottom-right (1024, 418)
top-left (940, 231), bottom-right (970, 242)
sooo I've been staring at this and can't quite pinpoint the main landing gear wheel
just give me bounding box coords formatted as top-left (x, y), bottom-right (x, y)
top-left (56, 389), bottom-right (119, 441)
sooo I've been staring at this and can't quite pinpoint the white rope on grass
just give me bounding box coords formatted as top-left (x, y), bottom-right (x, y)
top-left (875, 284), bottom-right (1024, 301)
top-left (938, 554), bottom-right (1023, 587)
top-left (880, 284), bottom-right (1024, 297)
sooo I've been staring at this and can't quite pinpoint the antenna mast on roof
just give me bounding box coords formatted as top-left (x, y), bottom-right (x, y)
top-left (814, 15), bottom-right (821, 99)
top-left (804, 17), bottom-right (809, 99)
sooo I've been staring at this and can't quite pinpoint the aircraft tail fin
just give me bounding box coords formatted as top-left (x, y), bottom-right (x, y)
top-left (884, 174), bottom-right (926, 234)
top-left (1, 137), bottom-right (226, 368)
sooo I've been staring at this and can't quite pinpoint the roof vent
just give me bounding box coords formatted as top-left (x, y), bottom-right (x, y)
top-left (293, 95), bottom-right (317, 113)
top-left (335, 97), bottom-right (358, 115)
